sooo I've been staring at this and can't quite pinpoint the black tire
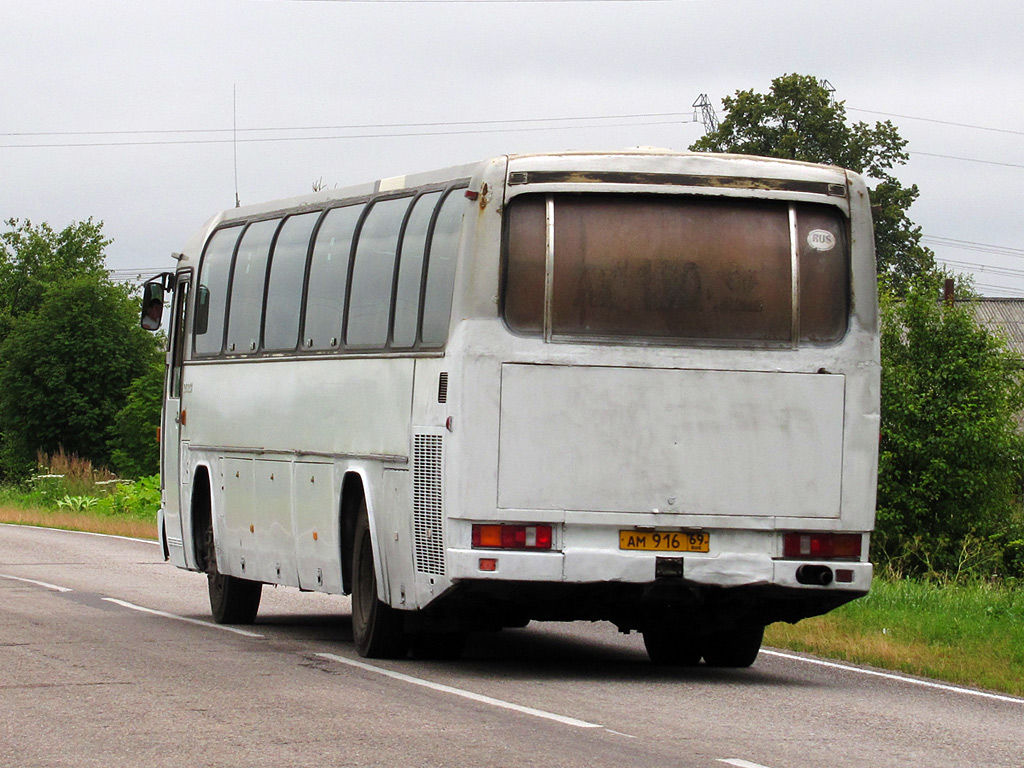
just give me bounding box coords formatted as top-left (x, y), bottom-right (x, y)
top-left (208, 571), bottom-right (262, 624)
top-left (202, 507), bottom-right (262, 625)
top-left (642, 623), bottom-right (702, 666)
top-left (701, 624), bottom-right (764, 668)
top-left (409, 631), bottom-right (468, 661)
top-left (351, 501), bottom-right (408, 659)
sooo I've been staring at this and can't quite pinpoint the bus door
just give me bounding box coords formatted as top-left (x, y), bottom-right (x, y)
top-left (162, 270), bottom-right (191, 568)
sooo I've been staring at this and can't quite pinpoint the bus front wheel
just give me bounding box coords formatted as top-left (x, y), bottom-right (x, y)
top-left (351, 502), bottom-right (408, 659)
top-left (208, 572), bottom-right (262, 624)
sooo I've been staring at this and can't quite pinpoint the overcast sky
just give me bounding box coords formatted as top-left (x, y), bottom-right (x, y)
top-left (3, 0), bottom-right (1021, 295)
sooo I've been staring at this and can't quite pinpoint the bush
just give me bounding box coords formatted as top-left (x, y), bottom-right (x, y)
top-left (876, 280), bottom-right (1024, 579)
top-left (96, 475), bottom-right (160, 519)
top-left (109, 357), bottom-right (163, 479)
top-left (0, 275), bottom-right (158, 480)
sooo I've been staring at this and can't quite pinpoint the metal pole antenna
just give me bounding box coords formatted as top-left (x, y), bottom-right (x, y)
top-left (234, 84), bottom-right (241, 208)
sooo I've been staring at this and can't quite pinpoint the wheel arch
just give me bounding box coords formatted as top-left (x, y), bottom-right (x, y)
top-left (189, 462), bottom-right (215, 572)
top-left (339, 469), bottom-right (374, 596)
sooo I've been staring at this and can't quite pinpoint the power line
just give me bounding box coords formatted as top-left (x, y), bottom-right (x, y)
top-left (910, 152), bottom-right (1024, 170)
top-left (973, 282), bottom-right (1024, 297)
top-left (9, 107), bottom-right (1016, 142)
top-left (936, 259), bottom-right (1024, 280)
top-left (280, 0), bottom-right (681, 3)
top-left (924, 235), bottom-right (1024, 260)
top-left (848, 108), bottom-right (1024, 137)
top-left (0, 118), bottom-right (692, 149)
top-left (1, 111), bottom-right (695, 139)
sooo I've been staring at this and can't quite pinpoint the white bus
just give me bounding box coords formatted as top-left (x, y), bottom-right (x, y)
top-left (144, 149), bottom-right (880, 667)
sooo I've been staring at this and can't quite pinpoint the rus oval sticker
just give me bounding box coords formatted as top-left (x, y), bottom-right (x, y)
top-left (807, 229), bottom-right (837, 252)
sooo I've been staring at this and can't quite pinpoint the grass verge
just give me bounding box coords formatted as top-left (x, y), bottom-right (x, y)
top-left (765, 577), bottom-right (1024, 697)
top-left (0, 505), bottom-right (157, 541)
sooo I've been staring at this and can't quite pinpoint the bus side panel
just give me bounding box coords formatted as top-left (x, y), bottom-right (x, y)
top-left (253, 458), bottom-right (298, 587)
top-left (292, 461), bottom-right (340, 593)
top-left (183, 359), bottom-right (415, 459)
top-left (218, 458), bottom-right (260, 581)
top-left (406, 358), bottom-right (455, 610)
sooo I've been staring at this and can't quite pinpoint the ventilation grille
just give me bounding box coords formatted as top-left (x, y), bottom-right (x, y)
top-left (413, 433), bottom-right (445, 575)
top-left (437, 372), bottom-right (449, 404)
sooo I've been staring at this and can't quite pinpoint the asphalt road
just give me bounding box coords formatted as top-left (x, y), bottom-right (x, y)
top-left (1, 524), bottom-right (1022, 768)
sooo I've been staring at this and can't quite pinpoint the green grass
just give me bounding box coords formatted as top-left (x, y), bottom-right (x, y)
top-left (0, 504), bottom-right (158, 539)
top-left (766, 577), bottom-right (1024, 697)
top-left (0, 474), bottom-right (159, 540)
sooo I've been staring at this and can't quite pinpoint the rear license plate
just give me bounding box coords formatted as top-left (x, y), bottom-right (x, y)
top-left (619, 530), bottom-right (710, 553)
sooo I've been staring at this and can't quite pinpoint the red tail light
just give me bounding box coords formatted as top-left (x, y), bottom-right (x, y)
top-left (783, 532), bottom-right (862, 560)
top-left (472, 524), bottom-right (553, 550)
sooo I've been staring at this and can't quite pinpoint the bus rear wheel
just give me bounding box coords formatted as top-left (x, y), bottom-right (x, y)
top-left (351, 502), bottom-right (408, 659)
top-left (701, 624), bottom-right (764, 668)
top-left (208, 572), bottom-right (262, 624)
top-left (642, 623), bottom-right (702, 666)
top-left (409, 631), bottom-right (468, 660)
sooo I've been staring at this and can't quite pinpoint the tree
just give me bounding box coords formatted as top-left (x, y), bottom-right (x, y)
top-left (876, 279), bottom-right (1024, 577)
top-left (109, 355), bottom-right (164, 479)
top-left (690, 73), bottom-right (935, 295)
top-left (0, 218), bottom-right (110, 346)
top-left (0, 275), bottom-right (159, 479)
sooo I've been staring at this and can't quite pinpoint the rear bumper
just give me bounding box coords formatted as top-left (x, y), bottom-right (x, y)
top-left (447, 546), bottom-right (871, 591)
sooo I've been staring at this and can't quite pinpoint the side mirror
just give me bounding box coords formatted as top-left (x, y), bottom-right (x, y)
top-left (194, 285), bottom-right (211, 336)
top-left (141, 279), bottom-right (165, 331)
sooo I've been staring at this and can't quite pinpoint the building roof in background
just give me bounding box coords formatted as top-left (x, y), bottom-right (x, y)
top-left (968, 298), bottom-right (1024, 360)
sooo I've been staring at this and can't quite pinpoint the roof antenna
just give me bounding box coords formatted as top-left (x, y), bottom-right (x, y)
top-left (233, 84), bottom-right (241, 208)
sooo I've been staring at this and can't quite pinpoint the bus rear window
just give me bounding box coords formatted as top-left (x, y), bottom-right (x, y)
top-left (503, 194), bottom-right (848, 345)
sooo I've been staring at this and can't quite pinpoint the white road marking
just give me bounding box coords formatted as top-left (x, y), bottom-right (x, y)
top-left (0, 573), bottom-right (73, 592)
top-left (0, 522), bottom-right (157, 545)
top-left (718, 759), bottom-right (774, 768)
top-left (315, 652), bottom-right (603, 729)
top-left (8, 527), bottom-right (1022, 708)
top-left (102, 598), bottom-right (265, 638)
top-left (761, 649), bottom-right (1024, 705)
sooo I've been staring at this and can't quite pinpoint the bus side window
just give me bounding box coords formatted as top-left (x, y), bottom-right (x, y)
top-left (194, 226), bottom-right (243, 356)
top-left (392, 191), bottom-right (442, 348)
top-left (347, 196), bottom-right (411, 349)
top-left (264, 212), bottom-right (319, 351)
top-left (304, 204), bottom-right (362, 350)
top-left (421, 190), bottom-right (467, 347)
top-left (226, 219), bottom-right (279, 354)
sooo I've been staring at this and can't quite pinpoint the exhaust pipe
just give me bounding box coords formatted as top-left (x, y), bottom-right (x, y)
top-left (796, 564), bottom-right (834, 586)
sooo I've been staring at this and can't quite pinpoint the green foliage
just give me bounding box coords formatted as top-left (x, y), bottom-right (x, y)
top-left (0, 275), bottom-right (159, 479)
top-left (0, 218), bottom-right (110, 347)
top-left (57, 495), bottom-right (99, 512)
top-left (1, 469), bottom-right (159, 521)
top-left (95, 475), bottom-right (161, 519)
top-left (109, 356), bottom-right (163, 479)
top-left (690, 73), bottom-right (936, 295)
top-left (876, 279), bottom-right (1024, 578)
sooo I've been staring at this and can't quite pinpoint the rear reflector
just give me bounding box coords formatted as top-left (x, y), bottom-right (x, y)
top-left (783, 532), bottom-right (862, 560)
top-left (472, 524), bottom-right (553, 550)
